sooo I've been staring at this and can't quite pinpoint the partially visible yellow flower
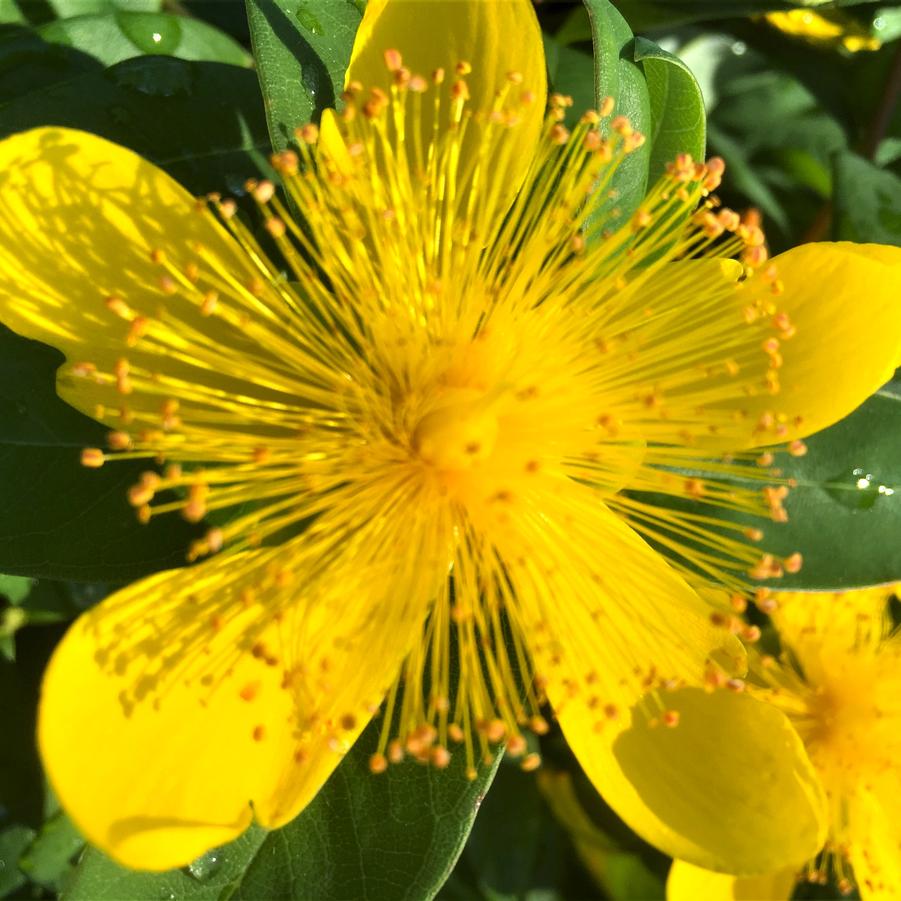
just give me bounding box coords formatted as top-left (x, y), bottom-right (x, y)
top-left (669, 585), bottom-right (901, 899)
top-left (765, 9), bottom-right (881, 52)
top-left (0, 0), bottom-right (899, 877)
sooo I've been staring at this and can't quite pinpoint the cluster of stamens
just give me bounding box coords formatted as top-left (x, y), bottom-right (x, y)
top-left (69, 50), bottom-right (815, 780)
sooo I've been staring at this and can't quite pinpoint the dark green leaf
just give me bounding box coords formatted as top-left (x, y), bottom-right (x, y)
top-left (543, 35), bottom-right (594, 127)
top-left (0, 51), bottom-right (269, 201)
top-left (773, 389), bottom-right (901, 589)
top-left (0, 625), bottom-right (61, 826)
top-left (0, 24), bottom-right (103, 104)
top-left (553, 5), bottom-right (593, 47)
top-left (613, 1), bottom-right (874, 32)
top-left (633, 37), bottom-right (706, 183)
top-left (636, 390), bottom-right (901, 590)
top-left (246, 0), bottom-right (362, 152)
top-left (38, 11), bottom-right (251, 67)
top-left (184, 0), bottom-right (250, 45)
top-left (833, 151), bottom-right (901, 245)
top-left (582, 0), bottom-right (651, 226)
top-left (68, 715), bottom-right (500, 901)
top-left (444, 762), bottom-right (602, 901)
top-left (0, 326), bottom-right (204, 582)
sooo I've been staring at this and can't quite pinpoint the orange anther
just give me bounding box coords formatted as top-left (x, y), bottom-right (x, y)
top-left (81, 448), bottom-right (105, 468)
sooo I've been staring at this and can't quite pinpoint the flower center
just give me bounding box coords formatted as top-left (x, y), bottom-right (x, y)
top-left (412, 388), bottom-right (499, 472)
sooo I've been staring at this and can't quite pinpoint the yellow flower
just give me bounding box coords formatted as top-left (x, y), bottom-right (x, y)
top-left (765, 9), bottom-right (881, 53)
top-left (0, 0), bottom-right (899, 875)
top-left (669, 585), bottom-right (901, 899)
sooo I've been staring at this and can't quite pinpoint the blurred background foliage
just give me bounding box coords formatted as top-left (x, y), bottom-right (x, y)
top-left (0, 0), bottom-right (898, 898)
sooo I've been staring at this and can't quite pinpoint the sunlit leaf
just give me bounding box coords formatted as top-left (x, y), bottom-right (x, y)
top-left (582, 0), bottom-right (651, 226)
top-left (633, 37), bottom-right (705, 182)
top-left (246, 0), bottom-right (361, 151)
top-left (38, 11), bottom-right (251, 67)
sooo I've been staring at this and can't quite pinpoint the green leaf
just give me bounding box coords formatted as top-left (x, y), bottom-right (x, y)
top-left (635, 390), bottom-right (901, 590)
top-left (68, 715), bottom-right (501, 901)
top-left (67, 826), bottom-right (269, 901)
top-left (0, 573), bottom-right (33, 604)
top-left (633, 37), bottom-right (706, 183)
top-left (0, 24), bottom-right (103, 104)
top-left (582, 0), bottom-right (651, 227)
top-left (11, 0), bottom-right (162, 25)
top-left (0, 327), bottom-right (204, 582)
top-left (18, 811), bottom-right (84, 892)
top-left (0, 625), bottom-right (59, 826)
top-left (0, 51), bottom-right (269, 199)
top-left (42, 0), bottom-right (162, 16)
top-left (0, 825), bottom-right (35, 897)
top-left (1, 578), bottom-right (100, 659)
top-left (445, 762), bottom-right (600, 901)
top-left (246, 0), bottom-right (362, 152)
top-left (0, 0), bottom-right (25, 23)
top-left (772, 389), bottom-right (901, 589)
top-left (543, 36), bottom-right (595, 128)
top-left (833, 151), bottom-right (901, 245)
top-left (38, 11), bottom-right (251, 67)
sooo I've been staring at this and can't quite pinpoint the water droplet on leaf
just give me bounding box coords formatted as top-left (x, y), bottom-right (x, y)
top-left (186, 849), bottom-right (223, 881)
top-left (825, 467), bottom-right (895, 510)
top-left (109, 57), bottom-right (194, 97)
top-left (301, 65), bottom-right (319, 101)
top-left (115, 12), bottom-right (182, 55)
top-left (295, 2), bottom-right (324, 35)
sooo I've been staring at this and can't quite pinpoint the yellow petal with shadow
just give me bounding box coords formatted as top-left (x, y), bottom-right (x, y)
top-left (38, 542), bottom-right (428, 870)
top-left (0, 127), bottom-right (319, 434)
top-left (605, 687), bottom-right (826, 875)
top-left (492, 479), bottom-right (823, 873)
top-left (504, 484), bottom-right (825, 873)
top-left (667, 859), bottom-right (797, 900)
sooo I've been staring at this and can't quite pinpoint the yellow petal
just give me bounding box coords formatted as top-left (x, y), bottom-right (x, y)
top-left (511, 492), bottom-right (828, 874)
top-left (667, 859), bottom-right (796, 901)
top-left (606, 687), bottom-right (826, 875)
top-left (770, 586), bottom-right (894, 665)
top-left (39, 546), bottom-right (422, 870)
top-left (720, 242), bottom-right (901, 447)
top-left (0, 128), bottom-right (308, 431)
top-left (348, 0), bottom-right (545, 109)
top-left (344, 0), bottom-right (546, 204)
top-left (502, 485), bottom-right (823, 873)
top-left (849, 775), bottom-right (901, 900)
